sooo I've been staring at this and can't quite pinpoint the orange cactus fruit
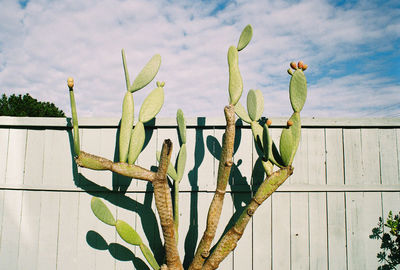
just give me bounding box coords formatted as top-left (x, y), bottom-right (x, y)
top-left (287, 120), bottom-right (293, 126)
top-left (302, 64), bottom-right (308, 71)
top-left (298, 61), bottom-right (304, 69)
top-left (266, 119), bottom-right (272, 126)
top-left (290, 62), bottom-right (297, 70)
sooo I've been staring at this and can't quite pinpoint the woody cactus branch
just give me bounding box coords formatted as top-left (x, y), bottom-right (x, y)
top-left (203, 167), bottom-right (293, 269)
top-left (153, 139), bottom-right (183, 270)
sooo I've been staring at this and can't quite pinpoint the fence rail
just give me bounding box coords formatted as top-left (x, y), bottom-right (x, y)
top-left (0, 117), bottom-right (399, 270)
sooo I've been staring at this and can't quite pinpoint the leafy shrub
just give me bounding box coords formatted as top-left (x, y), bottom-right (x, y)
top-left (370, 211), bottom-right (400, 270)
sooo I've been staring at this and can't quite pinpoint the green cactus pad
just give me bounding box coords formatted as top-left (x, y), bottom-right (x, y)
top-left (91, 197), bottom-right (116, 226)
top-left (234, 102), bottom-right (252, 123)
top-left (261, 159), bottom-right (274, 176)
top-left (139, 243), bottom-right (160, 270)
top-left (262, 123), bottom-right (272, 159)
top-left (176, 109), bottom-right (186, 144)
top-left (116, 219), bottom-right (143, 246)
top-left (247, 89), bottom-right (264, 122)
top-left (139, 85), bottom-right (164, 123)
top-left (156, 151), bottom-right (177, 180)
top-left (130, 54), bottom-right (161, 92)
top-left (121, 49), bottom-right (130, 90)
top-left (279, 112), bottom-right (301, 166)
top-left (176, 144), bottom-right (187, 182)
top-left (69, 90), bottom-right (80, 156)
top-left (237, 24), bottom-right (253, 51)
top-left (250, 121), bottom-right (264, 151)
top-left (119, 91), bottom-right (134, 162)
top-left (128, 121), bottom-right (145, 165)
top-left (270, 142), bottom-right (285, 168)
top-left (228, 46), bottom-right (243, 105)
top-left (289, 69), bottom-right (307, 112)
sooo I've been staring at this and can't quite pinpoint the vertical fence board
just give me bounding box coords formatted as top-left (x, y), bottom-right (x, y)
top-left (6, 129), bottom-right (26, 185)
top-left (42, 130), bottom-right (73, 186)
top-left (290, 192), bottom-right (309, 270)
top-left (0, 190), bottom-right (23, 270)
top-left (232, 128), bottom-right (252, 270)
top-left (272, 193), bottom-right (290, 270)
top-left (0, 129), bottom-right (9, 184)
top-left (57, 192), bottom-right (80, 270)
top-left (24, 130), bottom-right (45, 186)
top-left (307, 129), bottom-right (328, 270)
top-left (253, 198), bottom-right (272, 269)
top-left (17, 191), bottom-right (41, 270)
top-left (379, 129), bottom-right (399, 184)
top-left (326, 129), bottom-right (347, 269)
top-left (37, 192), bottom-right (59, 269)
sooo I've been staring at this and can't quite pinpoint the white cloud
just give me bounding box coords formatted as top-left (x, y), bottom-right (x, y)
top-left (0, 0), bottom-right (398, 119)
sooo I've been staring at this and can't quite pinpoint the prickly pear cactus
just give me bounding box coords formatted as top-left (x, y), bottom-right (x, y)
top-left (68, 24), bottom-right (310, 270)
top-left (234, 60), bottom-right (308, 170)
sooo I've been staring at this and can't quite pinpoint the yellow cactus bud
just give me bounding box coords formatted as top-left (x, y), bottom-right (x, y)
top-left (67, 77), bottom-right (74, 89)
top-left (287, 68), bottom-right (293, 76)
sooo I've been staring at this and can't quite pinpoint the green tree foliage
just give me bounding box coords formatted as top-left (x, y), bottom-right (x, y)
top-left (0, 93), bottom-right (65, 117)
top-left (370, 211), bottom-right (400, 270)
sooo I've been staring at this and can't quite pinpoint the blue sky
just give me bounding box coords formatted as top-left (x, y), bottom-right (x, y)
top-left (0, 0), bottom-right (399, 118)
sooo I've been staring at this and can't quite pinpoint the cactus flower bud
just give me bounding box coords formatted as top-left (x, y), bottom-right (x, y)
top-left (290, 62), bottom-right (297, 70)
top-left (156, 81), bottom-right (165, 88)
top-left (298, 61), bottom-right (304, 69)
top-left (67, 77), bottom-right (74, 89)
top-left (302, 64), bottom-right (308, 71)
top-left (287, 120), bottom-right (293, 126)
top-left (266, 119), bottom-right (272, 126)
top-left (287, 68), bottom-right (293, 76)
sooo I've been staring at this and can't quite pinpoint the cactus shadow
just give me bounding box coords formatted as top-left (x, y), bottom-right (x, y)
top-left (86, 230), bottom-right (150, 269)
top-left (182, 117), bottom-right (206, 268)
top-left (67, 128), bottom-right (164, 265)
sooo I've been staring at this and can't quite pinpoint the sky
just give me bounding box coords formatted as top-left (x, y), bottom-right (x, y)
top-left (0, 0), bottom-right (399, 119)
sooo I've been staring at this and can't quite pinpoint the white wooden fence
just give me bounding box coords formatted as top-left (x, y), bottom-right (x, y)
top-left (0, 116), bottom-right (399, 270)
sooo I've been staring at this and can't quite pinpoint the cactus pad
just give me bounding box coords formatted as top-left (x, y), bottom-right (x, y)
top-left (128, 121), bottom-right (145, 165)
top-left (119, 91), bottom-right (134, 162)
top-left (176, 109), bottom-right (186, 144)
top-left (140, 243), bottom-right (160, 270)
top-left (279, 112), bottom-right (301, 166)
top-left (176, 144), bottom-right (187, 182)
top-left (247, 89), bottom-right (264, 122)
top-left (130, 54), bottom-right (161, 92)
top-left (116, 219), bottom-right (143, 246)
top-left (237, 25), bottom-right (253, 51)
top-left (234, 102), bottom-right (252, 123)
top-left (250, 121), bottom-right (264, 151)
top-left (228, 46), bottom-right (243, 105)
top-left (289, 69), bottom-right (307, 112)
top-left (139, 85), bottom-right (164, 123)
top-left (91, 197), bottom-right (116, 226)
